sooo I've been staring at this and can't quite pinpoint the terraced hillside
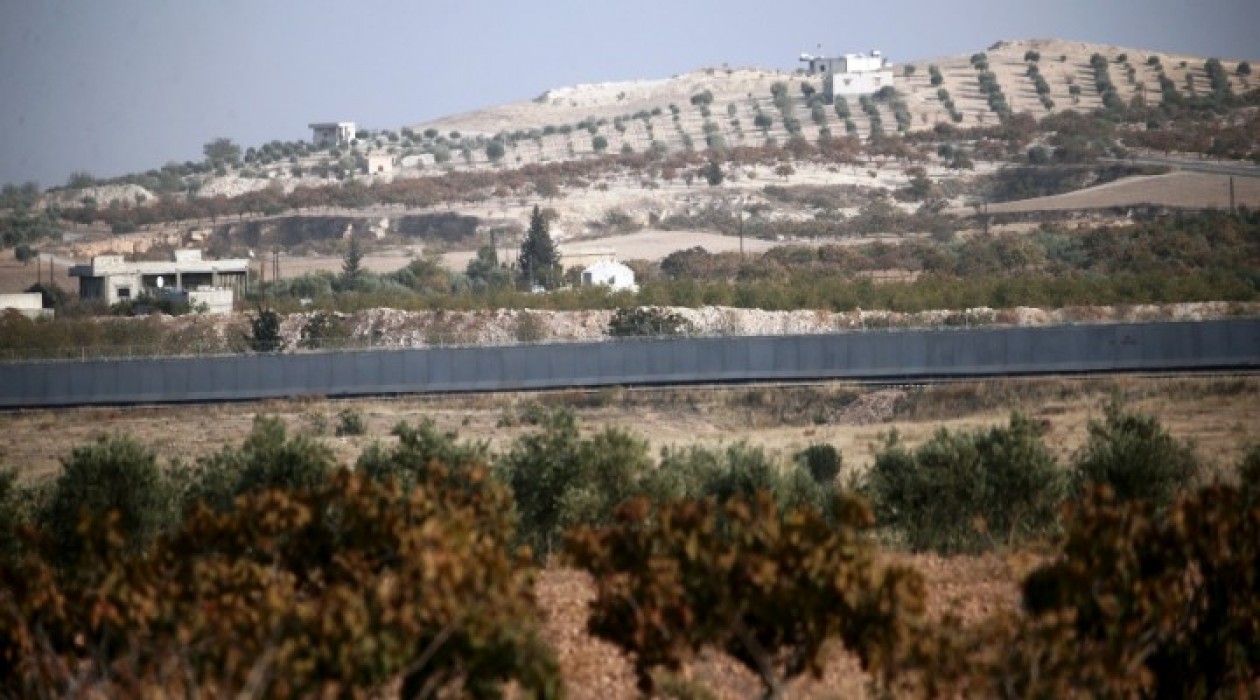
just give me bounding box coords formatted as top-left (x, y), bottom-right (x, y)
top-left (31, 38), bottom-right (1252, 207)
top-left (402, 38), bottom-right (1252, 171)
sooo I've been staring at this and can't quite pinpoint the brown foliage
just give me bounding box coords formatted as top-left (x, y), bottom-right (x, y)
top-left (566, 493), bottom-right (925, 698)
top-left (0, 468), bottom-right (561, 698)
top-left (904, 485), bottom-right (1260, 698)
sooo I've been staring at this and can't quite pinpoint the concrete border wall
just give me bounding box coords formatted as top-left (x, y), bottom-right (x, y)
top-left (2, 320), bottom-right (1257, 408)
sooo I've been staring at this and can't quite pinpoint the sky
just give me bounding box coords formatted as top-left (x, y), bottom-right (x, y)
top-left (1, 0), bottom-right (1257, 189)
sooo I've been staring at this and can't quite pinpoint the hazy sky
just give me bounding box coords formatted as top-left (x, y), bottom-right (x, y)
top-left (2, 0), bottom-right (1256, 189)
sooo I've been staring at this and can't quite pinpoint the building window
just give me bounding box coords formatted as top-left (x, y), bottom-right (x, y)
top-left (117, 287), bottom-right (131, 299)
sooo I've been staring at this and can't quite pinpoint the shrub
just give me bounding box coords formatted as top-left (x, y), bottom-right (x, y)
top-left (795, 443), bottom-right (842, 484)
top-left (567, 492), bottom-right (925, 697)
top-left (0, 469), bottom-right (36, 565)
top-left (866, 414), bottom-right (1064, 552)
top-left (248, 307), bottom-right (282, 352)
top-left (40, 436), bottom-right (177, 567)
top-left (335, 407), bottom-right (366, 436)
top-left (182, 415), bottom-right (338, 512)
top-left (608, 307), bottom-right (693, 336)
top-left (498, 409), bottom-right (653, 556)
top-left (907, 483), bottom-right (1260, 697)
top-left (1019, 484), bottom-right (1260, 697)
top-left (299, 310), bottom-right (348, 348)
top-left (1070, 399), bottom-right (1200, 507)
top-left (1, 468), bottom-right (561, 698)
top-left (514, 310), bottom-right (549, 342)
top-left (1239, 443), bottom-right (1260, 495)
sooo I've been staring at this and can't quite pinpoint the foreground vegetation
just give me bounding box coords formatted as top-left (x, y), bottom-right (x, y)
top-left (2, 401), bottom-right (1257, 697)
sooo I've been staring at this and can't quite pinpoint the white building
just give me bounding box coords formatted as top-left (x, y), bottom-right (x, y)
top-left (799, 50), bottom-right (894, 98)
top-left (309, 121), bottom-right (356, 148)
top-left (69, 249), bottom-right (248, 311)
top-left (0, 293), bottom-right (52, 319)
top-left (580, 260), bottom-right (637, 292)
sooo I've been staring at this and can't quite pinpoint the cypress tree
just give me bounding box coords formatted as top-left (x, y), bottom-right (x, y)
top-left (518, 205), bottom-right (559, 289)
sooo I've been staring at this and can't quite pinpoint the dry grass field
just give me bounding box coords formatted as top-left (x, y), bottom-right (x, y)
top-left (3, 375), bottom-right (1255, 484)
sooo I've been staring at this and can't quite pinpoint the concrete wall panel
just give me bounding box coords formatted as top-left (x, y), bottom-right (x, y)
top-left (2, 320), bottom-right (1257, 408)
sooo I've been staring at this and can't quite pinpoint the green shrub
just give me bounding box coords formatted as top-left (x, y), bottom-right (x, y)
top-left (335, 406), bottom-right (366, 436)
top-left (357, 418), bottom-right (489, 491)
top-left (248, 307), bottom-right (282, 352)
top-left (41, 436), bottom-right (177, 567)
top-left (867, 414), bottom-right (1065, 552)
top-left (608, 307), bottom-right (693, 336)
top-left (0, 469), bottom-right (39, 565)
top-left (795, 443), bottom-right (841, 484)
top-left (695, 441), bottom-right (781, 503)
top-left (498, 409), bottom-right (653, 556)
top-left (182, 415), bottom-right (338, 512)
top-left (1070, 399), bottom-right (1200, 507)
top-left (1239, 443), bottom-right (1260, 496)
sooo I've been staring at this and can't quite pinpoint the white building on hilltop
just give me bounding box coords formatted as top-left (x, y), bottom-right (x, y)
top-left (799, 50), bottom-right (894, 99)
top-left (309, 121), bottom-right (356, 147)
top-left (581, 260), bottom-right (637, 292)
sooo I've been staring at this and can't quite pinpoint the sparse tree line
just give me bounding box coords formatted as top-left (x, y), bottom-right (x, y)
top-left (3, 209), bottom-right (1256, 359)
top-left (1, 395), bottom-right (1257, 697)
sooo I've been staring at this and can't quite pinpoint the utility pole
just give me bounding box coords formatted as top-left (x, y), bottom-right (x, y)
top-left (1230, 176), bottom-right (1236, 214)
top-left (982, 193), bottom-right (990, 237)
top-left (739, 210), bottom-right (745, 257)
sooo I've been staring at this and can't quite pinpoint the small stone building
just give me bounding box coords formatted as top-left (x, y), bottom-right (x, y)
top-left (364, 152), bottom-right (395, 175)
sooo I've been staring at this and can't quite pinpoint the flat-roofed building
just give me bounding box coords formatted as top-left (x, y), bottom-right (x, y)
top-left (309, 121), bottom-right (356, 147)
top-left (0, 293), bottom-right (52, 319)
top-left (799, 50), bottom-right (894, 98)
top-left (69, 249), bottom-right (249, 311)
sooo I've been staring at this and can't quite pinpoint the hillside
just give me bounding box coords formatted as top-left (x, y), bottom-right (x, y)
top-left (402, 38), bottom-right (1253, 170)
top-left (23, 37), bottom-right (1251, 205)
top-left (6, 37), bottom-right (1258, 298)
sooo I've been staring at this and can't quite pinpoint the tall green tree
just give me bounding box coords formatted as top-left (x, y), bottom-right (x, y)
top-left (340, 235), bottom-right (364, 291)
top-left (517, 205), bottom-right (560, 289)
